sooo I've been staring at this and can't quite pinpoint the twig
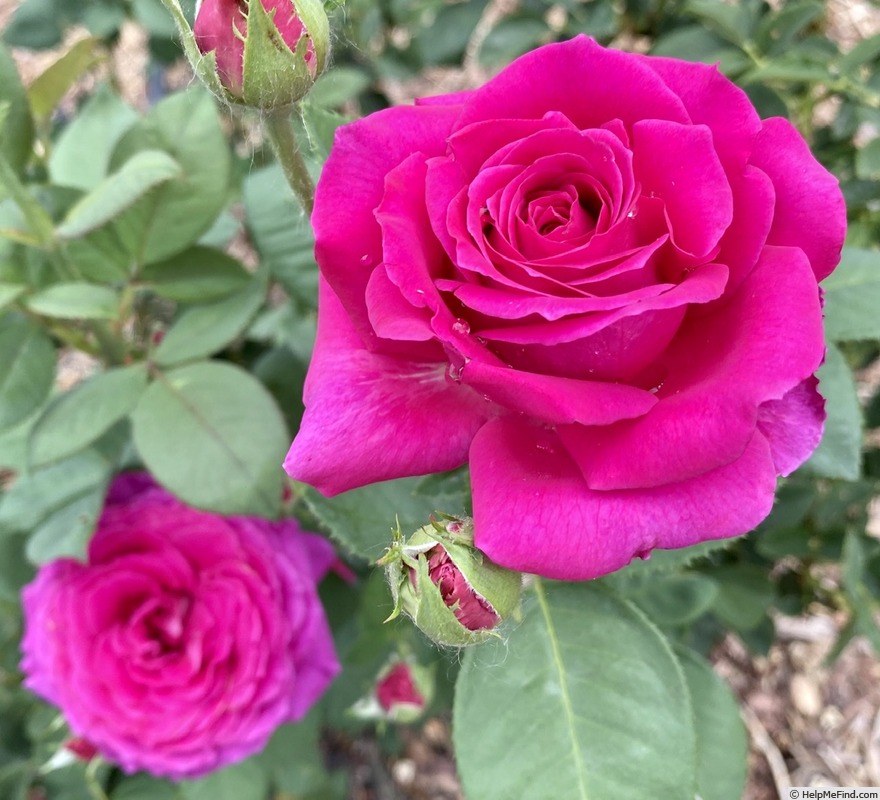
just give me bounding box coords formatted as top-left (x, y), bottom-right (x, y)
top-left (741, 704), bottom-right (792, 797)
top-left (462, 0), bottom-right (519, 80)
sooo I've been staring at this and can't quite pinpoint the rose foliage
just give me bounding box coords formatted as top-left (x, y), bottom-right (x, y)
top-left (287, 35), bottom-right (846, 580)
top-left (19, 473), bottom-right (339, 779)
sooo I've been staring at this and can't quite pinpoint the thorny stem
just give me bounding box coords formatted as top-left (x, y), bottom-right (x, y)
top-left (263, 108), bottom-right (316, 215)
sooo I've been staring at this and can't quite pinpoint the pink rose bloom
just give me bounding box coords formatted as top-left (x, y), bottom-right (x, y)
top-left (20, 473), bottom-right (339, 779)
top-left (285, 37), bottom-right (846, 580)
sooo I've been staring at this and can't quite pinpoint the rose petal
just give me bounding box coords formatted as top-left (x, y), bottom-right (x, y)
top-left (469, 418), bottom-right (777, 580)
top-left (632, 120), bottom-right (732, 257)
top-left (285, 280), bottom-right (494, 495)
top-left (640, 56), bottom-right (762, 169)
top-left (749, 117), bottom-right (845, 281)
top-left (460, 359), bottom-right (657, 425)
top-left (713, 165), bottom-right (775, 296)
top-left (558, 246), bottom-right (824, 489)
top-left (756, 376), bottom-right (825, 476)
top-left (456, 35), bottom-right (689, 131)
top-left (313, 104), bottom-right (460, 344)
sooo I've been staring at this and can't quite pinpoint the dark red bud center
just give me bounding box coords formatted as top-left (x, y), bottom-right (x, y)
top-left (425, 546), bottom-right (500, 631)
top-left (376, 663), bottom-right (424, 711)
top-left (65, 738), bottom-right (99, 761)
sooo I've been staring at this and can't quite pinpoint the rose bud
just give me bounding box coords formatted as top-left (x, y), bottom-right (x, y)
top-left (382, 517), bottom-right (521, 647)
top-left (64, 738), bottom-right (99, 762)
top-left (351, 657), bottom-right (434, 724)
top-left (40, 738), bottom-right (100, 773)
top-left (187, 0), bottom-right (329, 109)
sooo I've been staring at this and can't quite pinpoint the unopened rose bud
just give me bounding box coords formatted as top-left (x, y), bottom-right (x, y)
top-left (351, 657), bottom-right (433, 724)
top-left (41, 737), bottom-right (99, 773)
top-left (381, 516), bottom-right (521, 647)
top-left (183, 0), bottom-right (329, 109)
top-left (377, 662), bottom-right (424, 714)
top-left (65, 738), bottom-right (99, 761)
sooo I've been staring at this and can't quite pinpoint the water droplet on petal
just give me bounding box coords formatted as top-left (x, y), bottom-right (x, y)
top-left (447, 363), bottom-right (462, 382)
top-left (452, 318), bottom-right (470, 335)
top-left (360, 254), bottom-right (372, 264)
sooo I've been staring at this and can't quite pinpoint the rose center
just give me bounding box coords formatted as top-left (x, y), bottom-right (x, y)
top-left (524, 186), bottom-right (599, 241)
top-left (140, 594), bottom-right (192, 653)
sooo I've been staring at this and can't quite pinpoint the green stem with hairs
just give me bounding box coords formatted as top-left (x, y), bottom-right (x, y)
top-left (263, 109), bottom-right (315, 215)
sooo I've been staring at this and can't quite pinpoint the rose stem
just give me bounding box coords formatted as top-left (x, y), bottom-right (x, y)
top-left (263, 108), bottom-right (315, 215)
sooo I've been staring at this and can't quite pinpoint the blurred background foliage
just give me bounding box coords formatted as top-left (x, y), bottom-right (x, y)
top-left (2, 0), bottom-right (880, 798)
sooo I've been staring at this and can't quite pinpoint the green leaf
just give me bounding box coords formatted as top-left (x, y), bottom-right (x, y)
top-left (63, 224), bottom-right (134, 283)
top-left (49, 83), bottom-right (138, 191)
top-left (0, 446), bottom-right (114, 563)
top-left (154, 279), bottom-right (264, 366)
top-left (27, 37), bottom-right (104, 124)
top-left (754, 1), bottom-right (823, 56)
top-left (743, 57), bottom-right (831, 84)
top-left (631, 574), bottom-right (719, 628)
top-left (807, 343), bottom-right (862, 481)
top-left (0, 316), bottom-right (55, 431)
top-left (479, 17), bottom-right (548, 67)
top-left (675, 647), bottom-right (748, 800)
top-left (841, 529), bottom-right (880, 652)
top-left (25, 484), bottom-right (107, 563)
top-left (111, 774), bottom-right (179, 800)
top-left (856, 139), bottom-right (880, 181)
top-left (180, 758), bottom-right (268, 800)
top-left (257, 713), bottom-right (332, 796)
top-left (754, 480), bottom-right (815, 559)
top-left (0, 533), bottom-right (35, 603)
top-left (308, 67), bottom-right (372, 107)
top-left (823, 248), bottom-right (880, 342)
top-left (139, 245), bottom-right (251, 302)
top-left (0, 401), bottom-right (44, 470)
top-left (243, 164), bottom-right (317, 306)
top-left (28, 364), bottom-right (148, 467)
top-left (131, 361), bottom-right (288, 516)
top-left (303, 475), bottom-right (469, 562)
top-left (415, 0), bottom-right (488, 65)
top-left (80, 1), bottom-right (128, 40)
top-left (651, 26), bottom-right (750, 75)
top-left (131, 0), bottom-right (179, 39)
top-left (299, 103), bottom-right (348, 162)
top-left (109, 88), bottom-right (231, 265)
top-left (0, 283), bottom-right (25, 310)
top-left (685, 0), bottom-right (755, 44)
top-left (0, 149), bottom-right (55, 247)
top-left (2, 0), bottom-right (64, 49)
top-left (0, 46), bottom-right (35, 175)
top-left (25, 282), bottom-right (118, 320)
top-left (839, 33), bottom-right (880, 76)
top-left (710, 564), bottom-right (774, 632)
top-left (56, 150), bottom-right (181, 240)
top-left (454, 581), bottom-right (696, 800)
top-left (612, 537), bottom-right (740, 578)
